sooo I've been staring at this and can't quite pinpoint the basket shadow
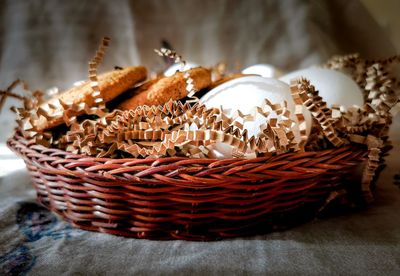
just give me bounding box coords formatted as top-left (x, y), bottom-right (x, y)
top-left (239, 179), bottom-right (400, 246)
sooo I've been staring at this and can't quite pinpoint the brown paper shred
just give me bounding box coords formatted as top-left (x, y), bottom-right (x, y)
top-left (318, 189), bottom-right (348, 214)
top-left (0, 80), bottom-right (42, 114)
top-left (88, 36), bottom-right (110, 110)
top-left (364, 55), bottom-right (400, 66)
top-left (361, 147), bottom-right (381, 202)
top-left (154, 47), bottom-right (199, 103)
top-left (117, 130), bottom-right (245, 157)
top-left (290, 87), bottom-right (308, 150)
top-left (325, 53), bottom-right (366, 95)
top-left (55, 97), bottom-right (299, 158)
top-left (323, 54), bottom-right (400, 201)
top-left (184, 71), bottom-right (197, 98)
top-left (210, 62), bottom-right (227, 82)
top-left (154, 48), bottom-right (185, 65)
top-left (290, 78), bottom-right (345, 147)
top-left (364, 63), bottom-right (399, 115)
top-left (1, 80), bottom-right (44, 139)
top-left (326, 54), bottom-right (400, 101)
top-left (0, 87), bottom-right (23, 112)
top-left (324, 53), bottom-right (361, 71)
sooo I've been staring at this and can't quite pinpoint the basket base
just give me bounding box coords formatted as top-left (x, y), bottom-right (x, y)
top-left (36, 195), bottom-right (336, 241)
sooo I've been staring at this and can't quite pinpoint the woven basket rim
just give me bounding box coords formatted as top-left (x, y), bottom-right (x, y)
top-left (7, 131), bottom-right (366, 164)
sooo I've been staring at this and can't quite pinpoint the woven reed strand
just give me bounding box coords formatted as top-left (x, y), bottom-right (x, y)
top-left (8, 134), bottom-right (367, 240)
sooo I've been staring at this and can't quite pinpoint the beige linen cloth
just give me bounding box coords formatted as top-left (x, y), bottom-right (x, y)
top-left (0, 0), bottom-right (399, 275)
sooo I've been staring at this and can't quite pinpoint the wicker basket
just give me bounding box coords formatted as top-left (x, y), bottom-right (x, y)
top-left (8, 132), bottom-right (368, 240)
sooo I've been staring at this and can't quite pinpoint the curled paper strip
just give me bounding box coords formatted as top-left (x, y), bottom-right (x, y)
top-left (362, 147), bottom-right (381, 202)
top-left (154, 48), bottom-right (199, 103)
top-left (0, 80), bottom-right (26, 111)
top-left (290, 78), bottom-right (345, 147)
top-left (324, 53), bottom-right (361, 71)
top-left (58, 99), bottom-right (299, 158)
top-left (0, 80), bottom-right (44, 140)
top-left (154, 48), bottom-right (185, 65)
top-left (69, 36), bottom-right (111, 126)
top-left (325, 54), bottom-right (400, 99)
top-left (325, 55), bottom-right (400, 201)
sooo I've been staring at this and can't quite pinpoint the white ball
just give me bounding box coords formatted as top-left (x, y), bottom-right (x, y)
top-left (199, 76), bottom-right (313, 158)
top-left (242, 64), bottom-right (282, 78)
top-left (164, 62), bottom-right (199, 77)
top-left (279, 67), bottom-right (364, 109)
top-left (207, 142), bottom-right (257, 160)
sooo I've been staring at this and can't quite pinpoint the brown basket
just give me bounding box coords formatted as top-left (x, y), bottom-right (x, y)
top-left (8, 133), bottom-right (368, 240)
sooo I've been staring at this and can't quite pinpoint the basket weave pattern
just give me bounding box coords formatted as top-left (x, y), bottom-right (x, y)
top-left (8, 134), bottom-right (367, 240)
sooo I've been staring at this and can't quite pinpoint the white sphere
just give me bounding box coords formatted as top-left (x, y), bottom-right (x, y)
top-left (242, 64), bottom-right (282, 78)
top-left (279, 67), bottom-right (364, 109)
top-left (199, 76), bottom-right (313, 158)
top-left (164, 62), bottom-right (199, 77)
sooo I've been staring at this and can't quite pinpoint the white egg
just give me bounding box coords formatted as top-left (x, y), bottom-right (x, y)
top-left (199, 76), bottom-right (313, 159)
top-left (242, 64), bottom-right (282, 78)
top-left (207, 142), bottom-right (257, 159)
top-left (164, 62), bottom-right (199, 77)
top-left (279, 67), bottom-right (364, 109)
